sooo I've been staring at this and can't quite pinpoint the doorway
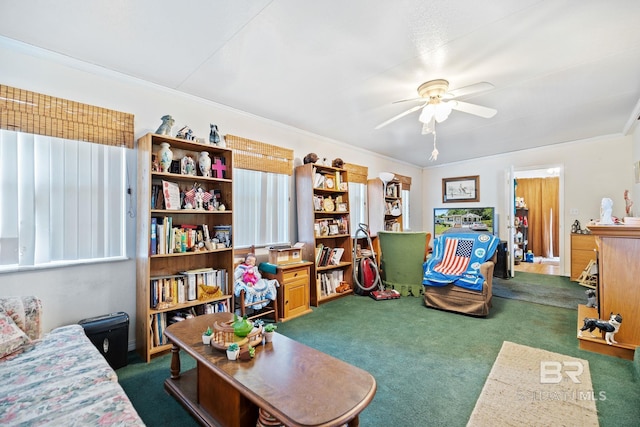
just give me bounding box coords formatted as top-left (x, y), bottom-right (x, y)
top-left (512, 167), bottom-right (563, 276)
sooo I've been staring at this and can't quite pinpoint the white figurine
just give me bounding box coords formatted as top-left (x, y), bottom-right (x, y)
top-left (600, 197), bottom-right (614, 224)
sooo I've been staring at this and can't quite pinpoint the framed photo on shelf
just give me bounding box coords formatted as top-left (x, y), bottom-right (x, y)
top-left (442, 175), bottom-right (479, 203)
top-left (329, 224), bottom-right (339, 235)
top-left (337, 202), bottom-right (348, 212)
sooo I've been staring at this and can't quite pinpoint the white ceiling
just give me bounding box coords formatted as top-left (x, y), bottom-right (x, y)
top-left (2, 0), bottom-right (640, 167)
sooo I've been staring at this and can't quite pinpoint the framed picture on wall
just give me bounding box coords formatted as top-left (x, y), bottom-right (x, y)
top-left (442, 175), bottom-right (479, 203)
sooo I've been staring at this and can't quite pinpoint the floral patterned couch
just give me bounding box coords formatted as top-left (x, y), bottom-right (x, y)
top-left (0, 296), bottom-right (145, 426)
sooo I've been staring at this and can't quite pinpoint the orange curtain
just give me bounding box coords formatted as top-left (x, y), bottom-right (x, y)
top-left (516, 177), bottom-right (559, 258)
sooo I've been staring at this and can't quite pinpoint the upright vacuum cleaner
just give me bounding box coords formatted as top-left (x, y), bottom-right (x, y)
top-left (352, 223), bottom-right (400, 300)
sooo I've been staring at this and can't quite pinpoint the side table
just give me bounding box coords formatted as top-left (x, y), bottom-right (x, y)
top-left (262, 261), bottom-right (313, 322)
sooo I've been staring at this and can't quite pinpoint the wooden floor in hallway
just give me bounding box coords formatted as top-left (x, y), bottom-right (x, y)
top-left (513, 257), bottom-right (560, 275)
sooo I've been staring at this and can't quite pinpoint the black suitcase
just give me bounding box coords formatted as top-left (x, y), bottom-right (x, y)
top-left (78, 312), bottom-right (129, 370)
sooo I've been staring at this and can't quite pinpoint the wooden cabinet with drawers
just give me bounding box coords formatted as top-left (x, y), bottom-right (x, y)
top-left (570, 233), bottom-right (597, 281)
top-left (262, 262), bottom-right (314, 322)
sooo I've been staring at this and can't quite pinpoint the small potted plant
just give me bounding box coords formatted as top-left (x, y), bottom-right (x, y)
top-left (226, 343), bottom-right (240, 360)
top-left (202, 327), bottom-right (213, 345)
top-left (263, 324), bottom-right (277, 343)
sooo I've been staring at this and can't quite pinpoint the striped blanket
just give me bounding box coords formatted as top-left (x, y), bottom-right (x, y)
top-left (423, 232), bottom-right (499, 291)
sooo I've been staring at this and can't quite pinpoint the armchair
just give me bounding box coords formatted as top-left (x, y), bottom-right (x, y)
top-left (422, 231), bottom-right (499, 316)
top-left (378, 231), bottom-right (431, 297)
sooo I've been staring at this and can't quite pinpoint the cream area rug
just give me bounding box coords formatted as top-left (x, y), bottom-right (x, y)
top-left (467, 341), bottom-right (599, 426)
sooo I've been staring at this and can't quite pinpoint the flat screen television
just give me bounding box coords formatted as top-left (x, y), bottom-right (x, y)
top-left (433, 207), bottom-right (496, 239)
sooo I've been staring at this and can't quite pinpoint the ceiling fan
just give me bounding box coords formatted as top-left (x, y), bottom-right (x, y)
top-left (375, 79), bottom-right (497, 130)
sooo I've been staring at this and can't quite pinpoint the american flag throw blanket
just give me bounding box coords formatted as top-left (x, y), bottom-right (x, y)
top-left (423, 232), bottom-right (499, 291)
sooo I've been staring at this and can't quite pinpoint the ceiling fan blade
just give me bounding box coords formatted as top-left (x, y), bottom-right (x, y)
top-left (375, 103), bottom-right (426, 129)
top-left (450, 100), bottom-right (497, 118)
top-left (391, 96), bottom-right (424, 104)
top-left (444, 81), bottom-right (494, 99)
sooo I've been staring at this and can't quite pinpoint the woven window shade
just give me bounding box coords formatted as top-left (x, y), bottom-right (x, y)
top-left (224, 134), bottom-right (293, 175)
top-left (0, 84), bottom-right (134, 148)
top-left (344, 163), bottom-right (368, 184)
top-left (394, 173), bottom-right (412, 190)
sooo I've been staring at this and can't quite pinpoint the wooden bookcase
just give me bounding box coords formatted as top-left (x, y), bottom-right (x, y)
top-left (295, 163), bottom-right (353, 306)
top-left (136, 133), bottom-right (234, 362)
top-left (367, 177), bottom-right (403, 235)
top-left (576, 225), bottom-right (640, 360)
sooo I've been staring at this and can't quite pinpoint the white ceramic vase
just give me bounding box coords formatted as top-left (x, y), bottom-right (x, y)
top-left (226, 349), bottom-right (239, 360)
top-left (202, 334), bottom-right (212, 345)
top-left (158, 142), bottom-right (173, 173)
top-left (199, 151), bottom-right (212, 177)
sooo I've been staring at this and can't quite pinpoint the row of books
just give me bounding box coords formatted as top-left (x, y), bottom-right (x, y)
top-left (315, 244), bottom-right (345, 267)
top-left (150, 217), bottom-right (232, 255)
top-left (150, 302), bottom-right (229, 348)
top-left (318, 270), bottom-right (345, 297)
top-left (150, 267), bottom-right (228, 309)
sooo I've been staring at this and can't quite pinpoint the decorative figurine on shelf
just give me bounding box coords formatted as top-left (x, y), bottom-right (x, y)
top-left (571, 219), bottom-right (582, 234)
top-left (332, 158), bottom-right (344, 168)
top-left (578, 312), bottom-right (623, 345)
top-left (176, 125), bottom-right (195, 140)
top-left (209, 124), bottom-right (221, 145)
top-left (600, 197), bottom-right (614, 224)
top-left (155, 115), bottom-right (175, 135)
top-left (624, 189), bottom-right (633, 217)
top-left (303, 153), bottom-right (318, 164)
top-left (181, 155), bottom-right (196, 176)
top-left (585, 289), bottom-right (597, 308)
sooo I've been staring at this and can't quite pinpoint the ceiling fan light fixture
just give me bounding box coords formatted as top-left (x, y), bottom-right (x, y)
top-left (434, 101), bottom-right (452, 123)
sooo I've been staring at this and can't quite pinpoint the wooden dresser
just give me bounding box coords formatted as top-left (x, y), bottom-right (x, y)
top-left (577, 225), bottom-right (640, 360)
top-left (570, 233), bottom-right (597, 281)
top-left (262, 262), bottom-right (314, 322)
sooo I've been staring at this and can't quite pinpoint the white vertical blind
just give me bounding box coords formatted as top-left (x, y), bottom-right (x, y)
top-left (402, 189), bottom-right (411, 230)
top-left (233, 168), bottom-right (290, 248)
top-left (0, 129), bottom-right (126, 270)
top-left (349, 182), bottom-right (367, 237)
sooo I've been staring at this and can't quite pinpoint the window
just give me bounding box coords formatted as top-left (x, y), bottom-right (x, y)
top-left (402, 189), bottom-right (411, 230)
top-left (233, 169), bottom-right (290, 248)
top-left (0, 130), bottom-right (126, 270)
top-left (348, 182), bottom-right (367, 237)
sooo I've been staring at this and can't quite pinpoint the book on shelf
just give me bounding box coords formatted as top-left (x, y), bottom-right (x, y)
top-left (150, 218), bottom-right (157, 255)
top-left (318, 270), bottom-right (344, 296)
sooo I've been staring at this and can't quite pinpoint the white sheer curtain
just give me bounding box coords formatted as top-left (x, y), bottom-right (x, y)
top-left (0, 130), bottom-right (125, 269)
top-left (348, 182), bottom-right (367, 237)
top-left (233, 168), bottom-right (290, 248)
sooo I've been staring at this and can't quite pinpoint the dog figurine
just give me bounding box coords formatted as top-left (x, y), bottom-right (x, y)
top-left (585, 289), bottom-right (597, 308)
top-left (578, 312), bottom-right (622, 345)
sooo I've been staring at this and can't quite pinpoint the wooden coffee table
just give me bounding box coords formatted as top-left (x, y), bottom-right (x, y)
top-left (164, 312), bottom-right (376, 427)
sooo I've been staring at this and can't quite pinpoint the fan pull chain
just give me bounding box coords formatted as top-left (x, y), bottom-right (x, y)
top-left (429, 130), bottom-right (439, 161)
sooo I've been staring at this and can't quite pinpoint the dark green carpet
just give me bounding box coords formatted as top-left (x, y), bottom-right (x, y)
top-left (492, 271), bottom-right (586, 309)
top-left (118, 274), bottom-right (639, 427)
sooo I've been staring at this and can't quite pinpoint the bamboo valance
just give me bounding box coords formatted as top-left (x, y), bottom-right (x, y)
top-left (394, 173), bottom-right (412, 190)
top-left (343, 163), bottom-right (368, 184)
top-left (0, 84), bottom-right (134, 148)
top-left (224, 134), bottom-right (293, 175)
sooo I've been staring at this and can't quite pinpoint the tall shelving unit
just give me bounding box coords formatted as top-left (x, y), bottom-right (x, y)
top-left (295, 163), bottom-right (353, 306)
top-left (513, 207), bottom-right (529, 261)
top-left (136, 133), bottom-right (234, 362)
top-left (367, 177), bottom-right (403, 235)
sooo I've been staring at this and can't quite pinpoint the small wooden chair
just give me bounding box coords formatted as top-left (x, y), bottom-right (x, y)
top-left (233, 246), bottom-right (279, 323)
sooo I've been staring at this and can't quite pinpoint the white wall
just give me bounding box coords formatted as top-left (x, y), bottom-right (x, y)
top-left (0, 39), bottom-right (422, 346)
top-left (422, 134), bottom-right (635, 276)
